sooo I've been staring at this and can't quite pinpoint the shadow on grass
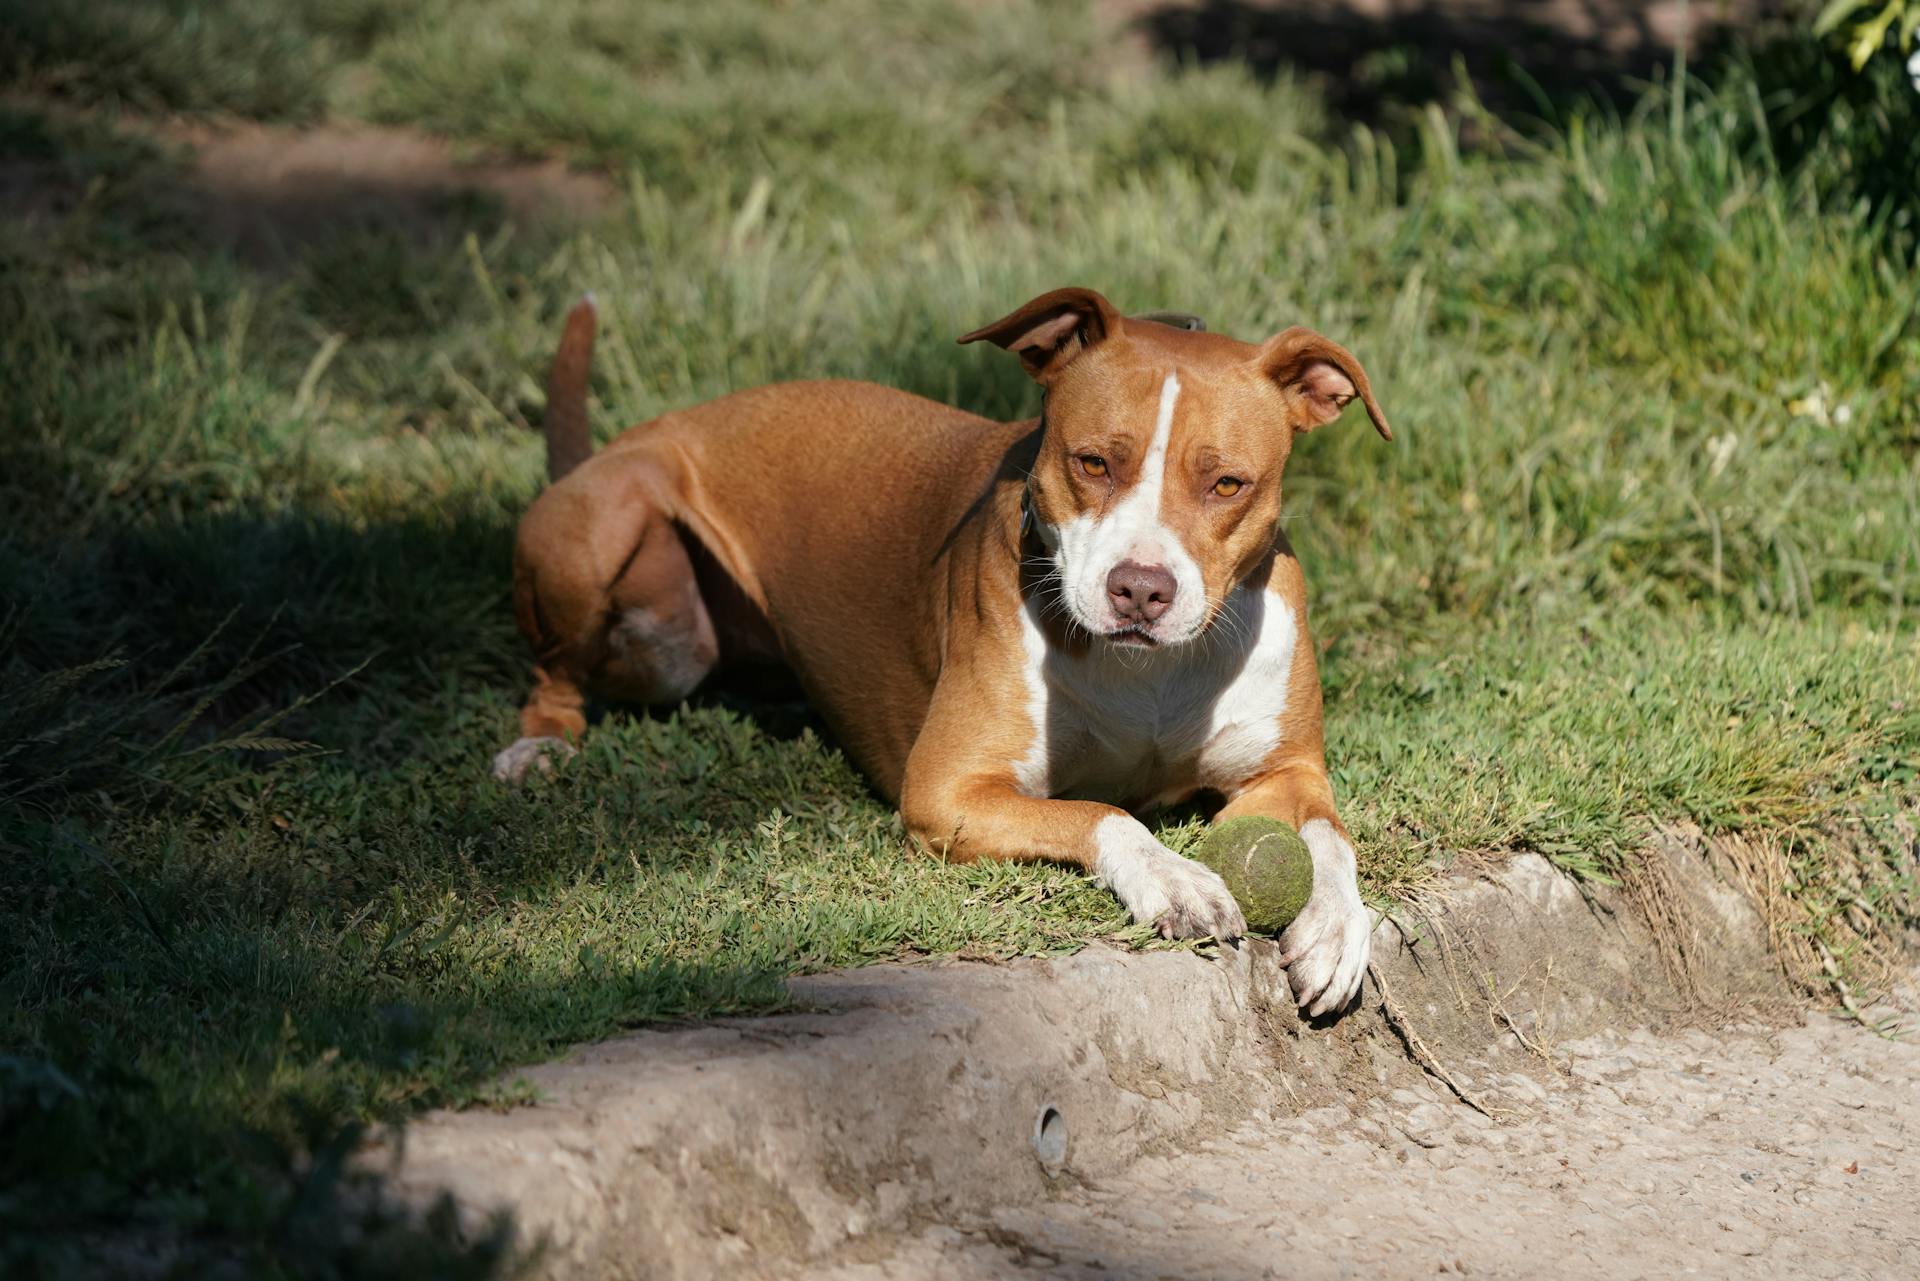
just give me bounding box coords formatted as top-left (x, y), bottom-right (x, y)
top-left (1130, 4), bottom-right (1920, 247)
top-left (3, 98), bottom-right (610, 272)
top-left (2, 86), bottom-right (1213, 1265)
top-left (4, 1102), bottom-right (531, 1279)
top-left (1132, 0), bottom-right (1781, 123)
top-left (0, 482), bottom-right (858, 1276)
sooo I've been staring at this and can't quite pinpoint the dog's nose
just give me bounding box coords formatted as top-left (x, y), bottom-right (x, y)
top-left (1106, 560), bottom-right (1177, 623)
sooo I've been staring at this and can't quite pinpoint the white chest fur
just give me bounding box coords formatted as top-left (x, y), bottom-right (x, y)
top-left (1012, 586), bottom-right (1299, 806)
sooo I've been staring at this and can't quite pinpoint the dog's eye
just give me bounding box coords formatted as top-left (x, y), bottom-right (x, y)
top-left (1080, 455), bottom-right (1108, 478)
top-left (1213, 476), bottom-right (1244, 497)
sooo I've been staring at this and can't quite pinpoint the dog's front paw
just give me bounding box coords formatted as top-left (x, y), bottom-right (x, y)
top-left (491, 735), bottom-right (575, 784)
top-left (1092, 816), bottom-right (1246, 942)
top-left (1276, 819), bottom-right (1373, 1017)
top-left (1152, 856), bottom-right (1248, 941)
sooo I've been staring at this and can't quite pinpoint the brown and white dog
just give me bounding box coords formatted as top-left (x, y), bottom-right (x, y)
top-left (494, 287), bottom-right (1391, 1015)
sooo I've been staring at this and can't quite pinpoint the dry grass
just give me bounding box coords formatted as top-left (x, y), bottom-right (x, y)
top-left (1709, 815), bottom-right (1918, 1012)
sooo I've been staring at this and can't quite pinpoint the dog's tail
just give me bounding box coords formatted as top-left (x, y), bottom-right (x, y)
top-left (544, 294), bottom-right (598, 483)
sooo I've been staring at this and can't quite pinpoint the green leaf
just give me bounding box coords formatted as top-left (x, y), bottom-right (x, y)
top-left (1847, 3), bottom-right (1903, 70)
top-left (1813, 0), bottom-right (1873, 36)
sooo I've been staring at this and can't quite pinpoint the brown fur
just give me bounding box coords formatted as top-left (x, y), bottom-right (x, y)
top-left (500, 288), bottom-right (1388, 948)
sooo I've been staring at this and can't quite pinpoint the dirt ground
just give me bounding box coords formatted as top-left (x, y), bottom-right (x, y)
top-left (2, 103), bottom-right (614, 265)
top-left (801, 977), bottom-right (1920, 1281)
top-left (170, 120), bottom-right (613, 262)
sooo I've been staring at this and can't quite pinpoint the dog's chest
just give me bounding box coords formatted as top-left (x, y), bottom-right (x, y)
top-left (1013, 589), bottom-right (1300, 806)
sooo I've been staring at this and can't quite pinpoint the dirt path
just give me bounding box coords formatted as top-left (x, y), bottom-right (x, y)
top-left (169, 119), bottom-right (613, 261)
top-left (802, 979), bottom-right (1919, 1280)
top-left (381, 845), bottom-right (1909, 1280)
top-left (4, 98), bottom-right (614, 265)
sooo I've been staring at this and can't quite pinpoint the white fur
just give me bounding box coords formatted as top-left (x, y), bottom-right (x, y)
top-left (606, 605), bottom-right (714, 702)
top-left (1092, 814), bottom-right (1243, 939)
top-left (1048, 372), bottom-right (1210, 644)
top-left (491, 735), bottom-right (574, 783)
top-left (1195, 589), bottom-right (1298, 782)
top-left (1012, 595), bottom-right (1053, 796)
top-left (1278, 819), bottom-right (1373, 1015)
top-left (1012, 583), bottom-right (1367, 1005)
top-left (1014, 586), bottom-right (1298, 805)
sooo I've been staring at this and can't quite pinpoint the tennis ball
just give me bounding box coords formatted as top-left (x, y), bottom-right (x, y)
top-left (1189, 816), bottom-right (1314, 936)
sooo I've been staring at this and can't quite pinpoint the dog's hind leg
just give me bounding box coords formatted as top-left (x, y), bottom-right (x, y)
top-left (493, 295), bottom-right (720, 783)
top-left (493, 457), bottom-right (719, 783)
top-left (493, 661), bottom-right (587, 783)
top-left (594, 505), bottom-right (720, 707)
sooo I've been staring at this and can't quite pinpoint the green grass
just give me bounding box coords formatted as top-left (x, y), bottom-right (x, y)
top-left (3, 1), bottom-right (1918, 1274)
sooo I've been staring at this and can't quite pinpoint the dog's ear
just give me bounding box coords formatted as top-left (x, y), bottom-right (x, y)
top-left (1255, 327), bottom-right (1392, 441)
top-left (958, 287), bottom-right (1122, 384)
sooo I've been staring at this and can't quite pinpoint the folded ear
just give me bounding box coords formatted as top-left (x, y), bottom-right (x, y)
top-left (957, 287), bottom-right (1123, 384)
top-left (1256, 327), bottom-right (1392, 441)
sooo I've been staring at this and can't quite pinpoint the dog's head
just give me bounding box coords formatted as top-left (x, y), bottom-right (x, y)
top-left (961, 286), bottom-right (1391, 648)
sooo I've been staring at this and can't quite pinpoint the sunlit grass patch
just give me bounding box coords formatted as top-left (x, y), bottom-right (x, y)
top-left (1326, 612), bottom-right (1919, 882)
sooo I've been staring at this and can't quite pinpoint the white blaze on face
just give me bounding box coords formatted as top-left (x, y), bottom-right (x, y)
top-left (1047, 371), bottom-right (1210, 643)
